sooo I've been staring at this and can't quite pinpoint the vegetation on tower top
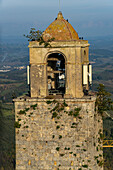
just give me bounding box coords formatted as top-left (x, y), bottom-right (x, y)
top-left (23, 28), bottom-right (55, 47)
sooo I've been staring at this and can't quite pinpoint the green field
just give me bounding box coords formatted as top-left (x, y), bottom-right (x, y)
top-left (0, 103), bottom-right (15, 170)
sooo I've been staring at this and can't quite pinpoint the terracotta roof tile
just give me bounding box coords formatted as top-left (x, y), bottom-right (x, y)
top-left (43, 12), bottom-right (79, 41)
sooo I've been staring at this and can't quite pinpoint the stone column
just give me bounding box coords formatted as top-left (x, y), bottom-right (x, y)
top-left (30, 64), bottom-right (47, 98)
top-left (75, 47), bottom-right (84, 98)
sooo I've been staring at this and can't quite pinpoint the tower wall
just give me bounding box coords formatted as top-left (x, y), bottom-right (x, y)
top-left (14, 96), bottom-right (103, 170)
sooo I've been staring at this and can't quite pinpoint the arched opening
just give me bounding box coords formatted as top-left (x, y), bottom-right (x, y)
top-left (47, 53), bottom-right (65, 96)
top-left (84, 50), bottom-right (86, 56)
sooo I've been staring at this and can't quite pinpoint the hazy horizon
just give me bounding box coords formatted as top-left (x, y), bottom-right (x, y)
top-left (0, 0), bottom-right (113, 38)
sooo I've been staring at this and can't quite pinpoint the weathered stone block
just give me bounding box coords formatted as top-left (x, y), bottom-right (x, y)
top-left (14, 96), bottom-right (103, 170)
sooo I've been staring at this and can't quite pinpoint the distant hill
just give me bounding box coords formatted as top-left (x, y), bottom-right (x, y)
top-left (0, 42), bottom-right (28, 67)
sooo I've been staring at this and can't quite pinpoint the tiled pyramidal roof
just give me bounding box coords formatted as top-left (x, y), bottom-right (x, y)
top-left (43, 11), bottom-right (79, 41)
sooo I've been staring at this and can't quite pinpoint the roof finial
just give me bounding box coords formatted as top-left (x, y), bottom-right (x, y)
top-left (57, 11), bottom-right (63, 19)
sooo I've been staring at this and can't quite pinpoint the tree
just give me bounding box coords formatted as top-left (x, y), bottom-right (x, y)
top-left (96, 84), bottom-right (113, 169)
top-left (24, 28), bottom-right (55, 47)
top-left (95, 84), bottom-right (113, 115)
top-left (23, 28), bottom-right (42, 41)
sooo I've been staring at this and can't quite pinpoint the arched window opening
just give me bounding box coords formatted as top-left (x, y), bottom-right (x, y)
top-left (84, 50), bottom-right (86, 56)
top-left (47, 53), bottom-right (65, 96)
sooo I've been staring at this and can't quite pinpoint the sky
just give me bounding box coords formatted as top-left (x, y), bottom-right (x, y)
top-left (0, 0), bottom-right (113, 39)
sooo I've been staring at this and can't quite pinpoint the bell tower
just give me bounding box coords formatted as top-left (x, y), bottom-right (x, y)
top-left (14, 12), bottom-right (103, 170)
top-left (28, 11), bottom-right (92, 99)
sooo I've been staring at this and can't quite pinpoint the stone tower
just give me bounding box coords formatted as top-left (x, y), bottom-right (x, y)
top-left (14, 12), bottom-right (103, 170)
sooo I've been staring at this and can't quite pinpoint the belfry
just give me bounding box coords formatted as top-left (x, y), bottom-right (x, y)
top-left (29, 11), bottom-right (92, 99)
top-left (14, 12), bottom-right (103, 170)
